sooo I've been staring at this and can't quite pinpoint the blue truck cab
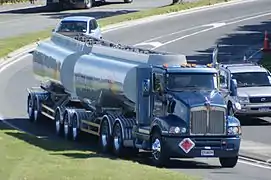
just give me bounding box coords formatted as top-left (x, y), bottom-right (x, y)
top-left (134, 63), bottom-right (241, 168)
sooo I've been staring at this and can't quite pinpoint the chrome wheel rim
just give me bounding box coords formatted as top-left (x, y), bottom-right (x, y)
top-left (101, 121), bottom-right (109, 147)
top-left (72, 127), bottom-right (77, 140)
top-left (152, 138), bottom-right (161, 160)
top-left (55, 111), bottom-right (60, 133)
top-left (28, 98), bottom-right (33, 118)
top-left (64, 113), bottom-right (69, 137)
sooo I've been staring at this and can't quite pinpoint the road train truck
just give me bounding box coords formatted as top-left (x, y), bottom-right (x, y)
top-left (27, 32), bottom-right (241, 167)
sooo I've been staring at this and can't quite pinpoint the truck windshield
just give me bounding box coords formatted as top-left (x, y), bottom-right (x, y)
top-left (56, 21), bottom-right (87, 33)
top-left (232, 72), bottom-right (271, 87)
top-left (167, 73), bottom-right (217, 91)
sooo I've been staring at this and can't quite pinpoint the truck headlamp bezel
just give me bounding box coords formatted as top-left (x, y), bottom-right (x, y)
top-left (227, 126), bottom-right (241, 135)
top-left (169, 126), bottom-right (186, 134)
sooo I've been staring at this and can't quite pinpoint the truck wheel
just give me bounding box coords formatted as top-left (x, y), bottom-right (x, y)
top-left (124, 0), bottom-right (133, 3)
top-left (219, 156), bottom-right (238, 168)
top-left (71, 113), bottom-right (80, 141)
top-left (63, 111), bottom-right (71, 140)
top-left (55, 109), bottom-right (64, 136)
top-left (112, 122), bottom-right (126, 157)
top-left (99, 119), bottom-right (112, 153)
top-left (84, 0), bottom-right (93, 9)
top-left (151, 132), bottom-right (169, 167)
top-left (27, 95), bottom-right (35, 122)
top-left (32, 96), bottom-right (43, 123)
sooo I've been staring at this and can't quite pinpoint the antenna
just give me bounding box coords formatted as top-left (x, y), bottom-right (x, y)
top-left (212, 44), bottom-right (219, 69)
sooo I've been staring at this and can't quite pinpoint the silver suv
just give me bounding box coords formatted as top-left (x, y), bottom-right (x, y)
top-left (219, 63), bottom-right (271, 117)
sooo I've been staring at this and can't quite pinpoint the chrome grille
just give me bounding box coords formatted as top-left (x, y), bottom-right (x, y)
top-left (190, 106), bottom-right (226, 135)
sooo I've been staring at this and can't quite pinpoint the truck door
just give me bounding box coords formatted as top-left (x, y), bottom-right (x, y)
top-left (136, 66), bottom-right (153, 126)
top-left (152, 72), bottom-right (166, 117)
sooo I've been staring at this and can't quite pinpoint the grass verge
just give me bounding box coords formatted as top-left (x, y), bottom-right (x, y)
top-left (0, 123), bottom-right (198, 180)
top-left (0, 0), bottom-right (29, 5)
top-left (0, 0), bottom-right (231, 58)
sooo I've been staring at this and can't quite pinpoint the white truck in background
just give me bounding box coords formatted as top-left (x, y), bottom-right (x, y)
top-left (46, 0), bottom-right (133, 10)
top-left (52, 16), bottom-right (103, 39)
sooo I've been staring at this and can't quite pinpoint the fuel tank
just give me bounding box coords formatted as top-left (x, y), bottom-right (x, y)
top-left (33, 33), bottom-right (187, 108)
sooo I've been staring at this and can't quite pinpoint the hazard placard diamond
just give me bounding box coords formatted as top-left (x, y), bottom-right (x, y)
top-left (179, 138), bottom-right (195, 153)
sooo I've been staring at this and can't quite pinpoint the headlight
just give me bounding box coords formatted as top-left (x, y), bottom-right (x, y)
top-left (228, 126), bottom-right (241, 135)
top-left (169, 126), bottom-right (186, 134)
top-left (238, 96), bottom-right (249, 103)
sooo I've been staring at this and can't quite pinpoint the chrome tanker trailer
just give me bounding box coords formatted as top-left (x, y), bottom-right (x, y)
top-left (27, 32), bottom-right (241, 168)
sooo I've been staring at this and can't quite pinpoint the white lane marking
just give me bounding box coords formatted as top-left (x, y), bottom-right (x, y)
top-left (0, 0), bottom-right (250, 25)
top-left (151, 10), bottom-right (271, 50)
top-left (238, 160), bottom-right (271, 170)
top-left (0, 54), bottom-right (44, 138)
top-left (0, 54), bottom-right (29, 73)
top-left (101, 0), bottom-right (257, 33)
top-left (134, 41), bottom-right (163, 48)
top-left (202, 22), bottom-right (227, 28)
top-left (135, 9), bottom-right (271, 46)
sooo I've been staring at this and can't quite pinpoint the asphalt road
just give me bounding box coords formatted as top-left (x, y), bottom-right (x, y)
top-left (1, 0), bottom-right (271, 179)
top-left (0, 0), bottom-right (172, 38)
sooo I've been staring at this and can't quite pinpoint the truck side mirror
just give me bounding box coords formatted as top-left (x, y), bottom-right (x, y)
top-left (142, 79), bottom-right (150, 97)
top-left (52, 29), bottom-right (55, 32)
top-left (230, 79), bottom-right (237, 96)
top-left (167, 100), bottom-right (176, 113)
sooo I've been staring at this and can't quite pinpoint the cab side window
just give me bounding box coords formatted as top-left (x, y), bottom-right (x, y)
top-left (152, 73), bottom-right (164, 93)
top-left (219, 70), bottom-right (228, 89)
top-left (89, 20), bottom-right (98, 32)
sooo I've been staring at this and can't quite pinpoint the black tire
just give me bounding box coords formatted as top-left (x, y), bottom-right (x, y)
top-left (172, 0), bottom-right (181, 4)
top-left (124, 0), bottom-right (133, 3)
top-left (151, 131), bottom-right (169, 167)
top-left (27, 95), bottom-right (35, 122)
top-left (55, 109), bottom-right (64, 136)
top-left (71, 113), bottom-right (80, 141)
top-left (33, 97), bottom-right (44, 123)
top-left (63, 111), bottom-right (71, 140)
top-left (99, 119), bottom-right (112, 153)
top-left (112, 122), bottom-right (126, 157)
top-left (219, 156), bottom-right (238, 168)
top-left (85, 0), bottom-right (93, 9)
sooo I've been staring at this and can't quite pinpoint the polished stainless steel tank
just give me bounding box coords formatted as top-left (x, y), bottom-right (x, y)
top-left (33, 33), bottom-right (187, 107)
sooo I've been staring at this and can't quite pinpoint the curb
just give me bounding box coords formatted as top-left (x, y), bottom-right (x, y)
top-left (239, 150), bottom-right (271, 164)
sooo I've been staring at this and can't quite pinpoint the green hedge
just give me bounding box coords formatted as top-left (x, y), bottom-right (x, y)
top-left (0, 0), bottom-right (28, 5)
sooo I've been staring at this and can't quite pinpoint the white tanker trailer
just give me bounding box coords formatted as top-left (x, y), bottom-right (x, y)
top-left (27, 32), bottom-right (241, 168)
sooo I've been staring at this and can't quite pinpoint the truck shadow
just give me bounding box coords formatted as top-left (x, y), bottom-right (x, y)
top-left (1, 118), bottom-right (220, 169)
top-left (239, 117), bottom-right (271, 126)
top-left (42, 9), bottom-right (137, 19)
top-left (0, 6), bottom-right (137, 20)
top-left (186, 20), bottom-right (271, 64)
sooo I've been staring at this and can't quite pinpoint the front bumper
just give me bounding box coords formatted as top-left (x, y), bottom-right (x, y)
top-left (163, 136), bottom-right (240, 158)
top-left (235, 103), bottom-right (271, 117)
